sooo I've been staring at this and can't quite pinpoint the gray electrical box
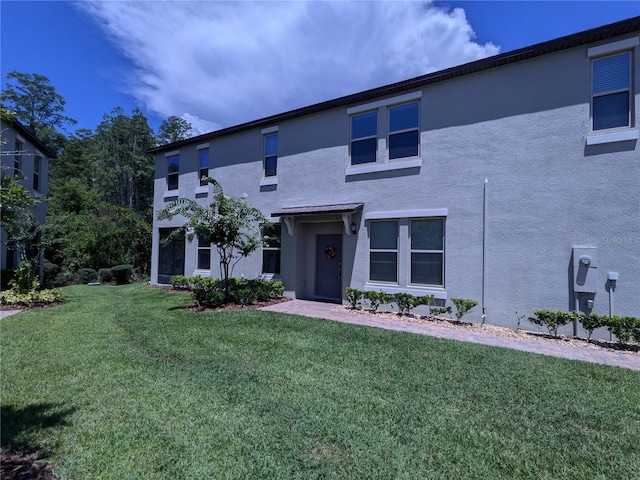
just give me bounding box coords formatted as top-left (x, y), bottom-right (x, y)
top-left (573, 247), bottom-right (598, 293)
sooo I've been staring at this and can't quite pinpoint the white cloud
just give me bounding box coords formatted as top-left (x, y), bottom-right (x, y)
top-left (78, 0), bottom-right (499, 131)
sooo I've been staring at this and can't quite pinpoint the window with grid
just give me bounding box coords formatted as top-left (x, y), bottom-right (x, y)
top-left (592, 52), bottom-right (631, 131)
top-left (261, 223), bottom-right (281, 274)
top-left (14, 140), bottom-right (23, 177)
top-left (199, 149), bottom-right (209, 186)
top-left (33, 156), bottom-right (41, 191)
top-left (197, 236), bottom-right (211, 270)
top-left (369, 220), bottom-right (398, 283)
top-left (167, 155), bottom-right (179, 190)
top-left (389, 102), bottom-right (419, 159)
top-left (351, 111), bottom-right (377, 165)
top-left (264, 133), bottom-right (278, 177)
top-left (410, 218), bottom-right (444, 286)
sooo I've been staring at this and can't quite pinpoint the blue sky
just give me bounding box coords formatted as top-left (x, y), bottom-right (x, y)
top-left (2, 1), bottom-right (639, 136)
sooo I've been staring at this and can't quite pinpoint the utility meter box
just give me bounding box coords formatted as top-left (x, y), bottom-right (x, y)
top-left (573, 247), bottom-right (598, 293)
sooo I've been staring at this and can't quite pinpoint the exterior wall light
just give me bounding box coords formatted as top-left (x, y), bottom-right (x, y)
top-left (350, 222), bottom-right (357, 234)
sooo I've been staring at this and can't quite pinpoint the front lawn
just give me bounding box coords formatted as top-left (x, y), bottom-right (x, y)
top-left (1, 284), bottom-right (639, 479)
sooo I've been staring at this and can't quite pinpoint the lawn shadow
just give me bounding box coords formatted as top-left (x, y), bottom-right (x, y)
top-left (1, 403), bottom-right (76, 452)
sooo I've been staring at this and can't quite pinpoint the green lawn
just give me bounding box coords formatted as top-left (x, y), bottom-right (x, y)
top-left (1, 284), bottom-right (639, 479)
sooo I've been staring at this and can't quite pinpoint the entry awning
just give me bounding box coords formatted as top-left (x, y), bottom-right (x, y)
top-left (271, 203), bottom-right (363, 236)
top-left (271, 202), bottom-right (363, 217)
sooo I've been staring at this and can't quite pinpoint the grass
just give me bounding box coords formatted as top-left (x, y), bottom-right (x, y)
top-left (1, 283), bottom-right (639, 479)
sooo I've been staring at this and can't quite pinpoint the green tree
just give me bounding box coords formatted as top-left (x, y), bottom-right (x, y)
top-left (0, 71), bottom-right (76, 153)
top-left (157, 178), bottom-right (265, 301)
top-left (0, 174), bottom-right (38, 228)
top-left (156, 116), bottom-right (192, 144)
top-left (93, 107), bottom-right (155, 213)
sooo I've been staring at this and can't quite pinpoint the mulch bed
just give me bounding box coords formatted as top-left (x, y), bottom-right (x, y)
top-left (0, 448), bottom-right (55, 480)
top-left (186, 296), bottom-right (292, 313)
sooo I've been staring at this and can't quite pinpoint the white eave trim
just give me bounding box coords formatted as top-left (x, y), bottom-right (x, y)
top-left (586, 129), bottom-right (638, 145)
top-left (587, 36), bottom-right (639, 57)
top-left (365, 208), bottom-right (448, 220)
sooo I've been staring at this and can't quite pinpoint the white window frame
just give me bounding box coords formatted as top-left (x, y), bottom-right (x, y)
top-left (14, 138), bottom-right (23, 177)
top-left (165, 151), bottom-right (180, 193)
top-left (388, 101), bottom-right (420, 160)
top-left (350, 110), bottom-right (378, 166)
top-left (368, 220), bottom-right (399, 284)
top-left (409, 217), bottom-right (445, 288)
top-left (33, 155), bottom-right (41, 192)
top-left (586, 36), bottom-right (639, 145)
top-left (261, 222), bottom-right (281, 276)
top-left (196, 236), bottom-right (211, 271)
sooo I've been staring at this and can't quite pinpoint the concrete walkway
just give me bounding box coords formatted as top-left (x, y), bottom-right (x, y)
top-left (0, 309), bottom-right (23, 319)
top-left (261, 300), bottom-right (640, 371)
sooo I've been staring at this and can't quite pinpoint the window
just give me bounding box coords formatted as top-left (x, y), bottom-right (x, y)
top-left (167, 154), bottom-right (179, 190)
top-left (14, 140), bottom-right (23, 177)
top-left (592, 52), bottom-right (631, 131)
top-left (389, 102), bottom-right (419, 159)
top-left (369, 220), bottom-right (397, 283)
top-left (197, 236), bottom-right (211, 270)
top-left (410, 218), bottom-right (444, 286)
top-left (261, 223), bottom-right (281, 274)
top-left (264, 133), bottom-right (277, 177)
top-left (351, 111), bottom-right (377, 165)
top-left (199, 149), bottom-right (209, 186)
top-left (33, 156), bottom-right (41, 191)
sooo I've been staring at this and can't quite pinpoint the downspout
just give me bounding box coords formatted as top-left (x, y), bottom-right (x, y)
top-left (481, 179), bottom-right (488, 324)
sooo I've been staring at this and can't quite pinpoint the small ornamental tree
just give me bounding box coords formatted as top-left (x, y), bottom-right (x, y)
top-left (157, 178), bottom-right (265, 302)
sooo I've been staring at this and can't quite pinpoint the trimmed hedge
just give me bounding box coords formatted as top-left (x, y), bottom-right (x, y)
top-left (98, 268), bottom-right (113, 283)
top-left (182, 276), bottom-right (284, 308)
top-left (112, 265), bottom-right (133, 285)
top-left (78, 268), bottom-right (98, 284)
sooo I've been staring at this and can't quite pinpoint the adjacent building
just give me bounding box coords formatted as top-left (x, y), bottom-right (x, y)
top-left (0, 117), bottom-right (53, 272)
top-left (149, 17), bottom-right (640, 330)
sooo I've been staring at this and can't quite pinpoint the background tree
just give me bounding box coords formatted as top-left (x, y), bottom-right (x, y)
top-left (0, 71), bottom-right (76, 153)
top-left (157, 178), bottom-right (265, 300)
top-left (156, 116), bottom-right (192, 145)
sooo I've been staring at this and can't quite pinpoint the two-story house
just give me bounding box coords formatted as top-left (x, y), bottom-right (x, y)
top-left (0, 117), bottom-right (53, 272)
top-left (150, 17), bottom-right (640, 329)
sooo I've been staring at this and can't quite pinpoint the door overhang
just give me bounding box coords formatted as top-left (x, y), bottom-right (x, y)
top-left (272, 203), bottom-right (363, 237)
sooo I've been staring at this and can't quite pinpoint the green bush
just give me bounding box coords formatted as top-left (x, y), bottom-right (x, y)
top-left (253, 279), bottom-right (284, 302)
top-left (170, 275), bottom-right (191, 290)
top-left (577, 312), bottom-right (605, 342)
top-left (98, 268), bottom-right (113, 283)
top-left (528, 309), bottom-right (574, 337)
top-left (604, 316), bottom-right (640, 345)
top-left (191, 277), bottom-right (223, 308)
top-left (235, 288), bottom-right (256, 306)
top-left (10, 261), bottom-right (38, 294)
top-left (52, 270), bottom-right (74, 287)
top-left (0, 287), bottom-right (62, 306)
top-left (345, 288), bottom-right (364, 309)
top-left (451, 298), bottom-right (479, 322)
top-left (395, 292), bottom-right (415, 315)
top-left (42, 260), bottom-right (60, 289)
top-left (112, 264), bottom-right (133, 285)
top-left (78, 268), bottom-right (98, 284)
top-left (430, 305), bottom-right (452, 317)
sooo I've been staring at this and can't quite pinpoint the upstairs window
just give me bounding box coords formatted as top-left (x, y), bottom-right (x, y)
top-left (14, 140), bottom-right (23, 177)
top-left (369, 220), bottom-right (398, 283)
top-left (199, 148), bottom-right (209, 186)
top-left (592, 52), bottom-right (631, 131)
top-left (33, 156), bottom-right (41, 191)
top-left (351, 111), bottom-right (377, 165)
top-left (410, 218), bottom-right (444, 286)
top-left (167, 154), bottom-right (179, 191)
top-left (389, 102), bottom-right (419, 159)
top-left (264, 133), bottom-right (278, 177)
top-left (261, 223), bottom-right (281, 274)
top-left (197, 236), bottom-right (211, 270)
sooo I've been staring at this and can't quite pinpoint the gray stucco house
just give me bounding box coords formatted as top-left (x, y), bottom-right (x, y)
top-left (0, 117), bottom-right (53, 272)
top-left (150, 17), bottom-right (639, 331)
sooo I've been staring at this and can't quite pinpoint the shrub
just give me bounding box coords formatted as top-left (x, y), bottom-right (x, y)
top-left (43, 261), bottom-right (60, 289)
top-left (528, 309), bottom-right (573, 337)
top-left (345, 288), bottom-right (364, 309)
top-left (451, 298), bottom-right (479, 322)
top-left (78, 268), bottom-right (98, 284)
top-left (364, 290), bottom-right (393, 313)
top-left (112, 264), bottom-right (133, 285)
top-left (577, 312), bottom-right (605, 342)
top-left (604, 316), bottom-right (640, 345)
top-left (52, 270), bottom-right (74, 287)
top-left (191, 277), bottom-right (223, 308)
top-left (254, 279), bottom-right (284, 302)
top-left (235, 288), bottom-right (256, 306)
top-left (98, 268), bottom-right (113, 283)
top-left (0, 287), bottom-right (62, 306)
top-left (430, 305), bottom-right (452, 317)
top-left (170, 275), bottom-right (191, 290)
top-left (395, 292), bottom-right (415, 315)
top-left (10, 261), bottom-right (38, 294)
